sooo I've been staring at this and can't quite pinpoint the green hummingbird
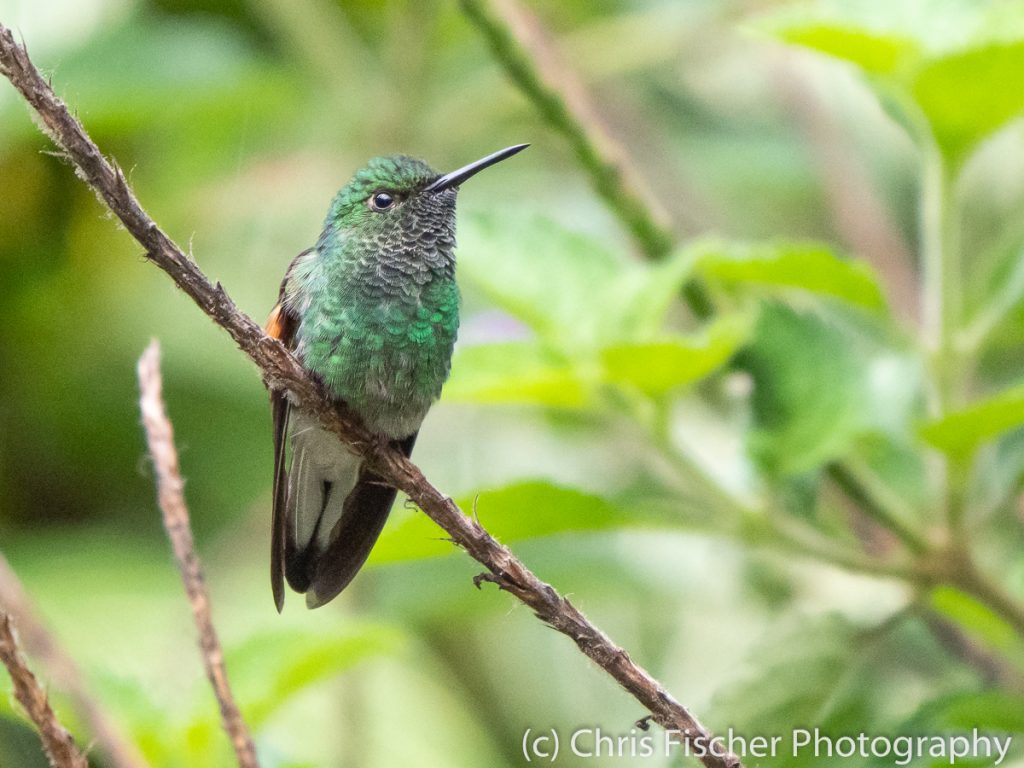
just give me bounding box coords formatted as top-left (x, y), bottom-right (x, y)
top-left (266, 144), bottom-right (528, 611)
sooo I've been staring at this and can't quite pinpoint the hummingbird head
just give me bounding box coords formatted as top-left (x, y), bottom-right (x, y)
top-left (319, 145), bottom-right (529, 263)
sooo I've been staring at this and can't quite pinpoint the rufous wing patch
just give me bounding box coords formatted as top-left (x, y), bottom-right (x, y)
top-left (266, 304), bottom-right (287, 341)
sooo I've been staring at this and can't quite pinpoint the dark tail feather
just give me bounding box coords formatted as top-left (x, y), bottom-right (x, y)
top-left (270, 394), bottom-right (290, 613)
top-left (304, 432), bottom-right (417, 608)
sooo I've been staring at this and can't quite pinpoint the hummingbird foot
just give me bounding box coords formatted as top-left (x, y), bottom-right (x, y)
top-left (473, 572), bottom-right (501, 590)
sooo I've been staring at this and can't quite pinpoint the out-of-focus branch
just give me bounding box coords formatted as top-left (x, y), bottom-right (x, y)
top-left (922, 609), bottom-right (1024, 692)
top-left (0, 555), bottom-right (149, 768)
top-left (774, 56), bottom-right (920, 327)
top-left (0, 25), bottom-right (741, 768)
top-left (459, 0), bottom-right (672, 252)
top-left (457, 0), bottom-right (720, 316)
top-left (137, 341), bottom-right (260, 768)
top-left (0, 613), bottom-right (89, 768)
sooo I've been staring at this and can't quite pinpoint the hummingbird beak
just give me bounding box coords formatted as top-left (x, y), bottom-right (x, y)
top-left (423, 143), bottom-right (529, 193)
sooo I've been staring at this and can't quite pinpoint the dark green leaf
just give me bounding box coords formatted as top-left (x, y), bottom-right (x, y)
top-left (744, 305), bottom-right (865, 474)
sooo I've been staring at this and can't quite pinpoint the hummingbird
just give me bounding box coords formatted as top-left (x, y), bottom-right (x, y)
top-left (265, 144), bottom-right (528, 611)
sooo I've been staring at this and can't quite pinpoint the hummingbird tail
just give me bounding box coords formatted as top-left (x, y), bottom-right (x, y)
top-left (281, 414), bottom-right (417, 609)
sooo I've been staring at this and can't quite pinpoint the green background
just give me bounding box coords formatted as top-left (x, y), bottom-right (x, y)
top-left (2, 0), bottom-right (1024, 765)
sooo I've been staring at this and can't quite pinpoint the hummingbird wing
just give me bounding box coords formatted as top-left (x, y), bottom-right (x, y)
top-left (266, 250), bottom-right (416, 610)
top-left (266, 297), bottom-right (299, 613)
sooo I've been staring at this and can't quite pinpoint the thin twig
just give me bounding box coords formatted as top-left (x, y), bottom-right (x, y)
top-left (921, 609), bottom-right (1024, 692)
top-left (0, 25), bottom-right (740, 768)
top-left (0, 612), bottom-right (89, 768)
top-left (0, 554), bottom-right (149, 768)
top-left (137, 341), bottom-right (260, 768)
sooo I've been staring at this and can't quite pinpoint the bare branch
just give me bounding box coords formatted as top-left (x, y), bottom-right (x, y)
top-left (137, 341), bottom-right (260, 768)
top-left (0, 612), bottom-right (89, 768)
top-left (0, 555), bottom-right (149, 768)
top-left (0, 24), bottom-right (741, 768)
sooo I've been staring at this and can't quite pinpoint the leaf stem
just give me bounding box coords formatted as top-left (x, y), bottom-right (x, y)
top-left (827, 461), bottom-right (930, 555)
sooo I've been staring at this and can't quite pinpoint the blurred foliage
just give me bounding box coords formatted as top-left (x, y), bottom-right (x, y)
top-left (2, 0), bottom-right (1024, 766)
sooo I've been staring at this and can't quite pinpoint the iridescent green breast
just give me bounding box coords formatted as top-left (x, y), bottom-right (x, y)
top-left (288, 246), bottom-right (459, 439)
top-left (283, 153), bottom-right (462, 438)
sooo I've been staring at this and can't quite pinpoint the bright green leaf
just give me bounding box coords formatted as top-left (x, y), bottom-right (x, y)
top-left (695, 241), bottom-right (887, 311)
top-left (912, 42), bottom-right (1024, 162)
top-left (372, 481), bottom-right (643, 563)
top-left (919, 383), bottom-right (1024, 458)
top-left (930, 585), bottom-right (1024, 659)
top-left (601, 316), bottom-right (748, 396)
top-left (444, 341), bottom-right (590, 407)
top-left (775, 22), bottom-right (921, 75)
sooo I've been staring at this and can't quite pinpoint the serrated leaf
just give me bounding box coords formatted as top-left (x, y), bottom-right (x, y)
top-left (372, 481), bottom-right (643, 563)
top-left (919, 384), bottom-right (1024, 459)
top-left (696, 241), bottom-right (887, 311)
top-left (444, 341), bottom-right (589, 407)
top-left (600, 316), bottom-right (748, 396)
top-left (912, 42), bottom-right (1024, 162)
top-left (775, 22), bottom-right (921, 75)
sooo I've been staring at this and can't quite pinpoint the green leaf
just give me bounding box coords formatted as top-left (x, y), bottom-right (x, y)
top-left (929, 585), bottom-right (1024, 662)
top-left (884, 691), bottom-right (1024, 768)
top-left (228, 626), bottom-right (403, 728)
top-left (0, 718), bottom-right (51, 768)
top-left (744, 304), bottom-right (865, 474)
top-left (912, 42), bottom-right (1024, 162)
top-left (711, 614), bottom-right (878, 759)
top-left (459, 216), bottom-right (696, 349)
top-left (916, 691), bottom-right (1024, 732)
top-left (616, 243), bottom-right (699, 339)
top-left (600, 316), bottom-right (748, 396)
top-left (775, 22), bottom-right (921, 75)
top-left (919, 384), bottom-right (1024, 459)
top-left (372, 481), bottom-right (643, 563)
top-left (444, 341), bottom-right (589, 407)
top-left (695, 241), bottom-right (887, 311)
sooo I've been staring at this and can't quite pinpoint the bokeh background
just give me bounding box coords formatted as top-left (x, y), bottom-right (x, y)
top-left (2, 0), bottom-right (1024, 765)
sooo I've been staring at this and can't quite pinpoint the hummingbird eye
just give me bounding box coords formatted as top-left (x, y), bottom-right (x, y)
top-left (368, 191), bottom-right (396, 212)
